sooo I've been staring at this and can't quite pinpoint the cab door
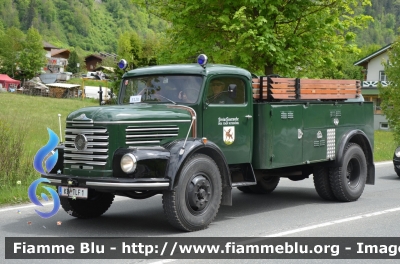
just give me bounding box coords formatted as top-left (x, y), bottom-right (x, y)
top-left (202, 76), bottom-right (253, 164)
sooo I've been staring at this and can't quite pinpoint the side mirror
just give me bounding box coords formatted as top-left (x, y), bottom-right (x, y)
top-left (228, 84), bottom-right (237, 99)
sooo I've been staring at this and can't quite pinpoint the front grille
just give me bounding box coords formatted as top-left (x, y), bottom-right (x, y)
top-left (64, 118), bottom-right (109, 166)
top-left (126, 125), bottom-right (179, 146)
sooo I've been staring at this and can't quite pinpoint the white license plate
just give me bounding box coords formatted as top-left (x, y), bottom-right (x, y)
top-left (58, 186), bottom-right (88, 199)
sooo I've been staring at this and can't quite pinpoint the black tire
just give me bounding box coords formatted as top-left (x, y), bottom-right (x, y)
top-left (313, 165), bottom-right (336, 201)
top-left (329, 143), bottom-right (367, 202)
top-left (60, 189), bottom-right (114, 218)
top-left (249, 171), bottom-right (279, 194)
top-left (162, 154), bottom-right (222, 231)
top-left (237, 186), bottom-right (253, 193)
top-left (395, 166), bottom-right (400, 177)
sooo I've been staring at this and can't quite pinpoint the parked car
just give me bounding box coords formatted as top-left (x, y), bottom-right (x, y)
top-left (393, 146), bottom-right (400, 177)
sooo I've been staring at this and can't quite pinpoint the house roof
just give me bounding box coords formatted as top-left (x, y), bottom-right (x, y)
top-left (51, 49), bottom-right (70, 57)
top-left (85, 54), bottom-right (104, 61)
top-left (43, 41), bottom-right (57, 49)
top-left (354, 43), bottom-right (392, 66)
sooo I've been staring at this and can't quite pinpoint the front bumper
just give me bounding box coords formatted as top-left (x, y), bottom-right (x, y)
top-left (41, 173), bottom-right (170, 191)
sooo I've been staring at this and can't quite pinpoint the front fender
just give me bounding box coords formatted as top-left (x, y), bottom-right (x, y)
top-left (164, 139), bottom-right (232, 205)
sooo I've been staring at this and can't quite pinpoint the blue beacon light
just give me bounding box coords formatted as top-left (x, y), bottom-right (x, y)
top-left (117, 59), bottom-right (128, 70)
top-left (197, 54), bottom-right (208, 67)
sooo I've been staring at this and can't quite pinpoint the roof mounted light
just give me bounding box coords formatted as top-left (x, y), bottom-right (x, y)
top-left (197, 54), bottom-right (208, 68)
top-left (117, 59), bottom-right (128, 70)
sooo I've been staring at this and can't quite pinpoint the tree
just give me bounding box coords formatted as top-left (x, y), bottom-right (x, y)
top-left (0, 27), bottom-right (25, 78)
top-left (379, 39), bottom-right (400, 144)
top-left (67, 50), bottom-right (80, 74)
top-left (117, 31), bottom-right (142, 70)
top-left (116, 31), bottom-right (161, 68)
top-left (18, 27), bottom-right (45, 79)
top-left (137, 0), bottom-right (372, 76)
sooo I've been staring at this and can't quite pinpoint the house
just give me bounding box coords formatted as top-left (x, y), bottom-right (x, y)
top-left (84, 52), bottom-right (117, 71)
top-left (354, 43), bottom-right (391, 130)
top-left (43, 42), bottom-right (70, 74)
top-left (40, 42), bottom-right (71, 84)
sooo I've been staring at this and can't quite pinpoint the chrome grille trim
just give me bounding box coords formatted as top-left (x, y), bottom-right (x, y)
top-left (125, 125), bottom-right (179, 146)
top-left (66, 128), bottom-right (107, 133)
top-left (64, 154), bottom-right (109, 159)
top-left (65, 135), bottom-right (109, 140)
top-left (126, 140), bottom-right (161, 145)
top-left (64, 119), bottom-right (108, 167)
top-left (64, 147), bottom-right (108, 153)
top-left (64, 160), bottom-right (107, 166)
top-left (65, 142), bottom-right (108, 147)
top-left (126, 127), bottom-right (179, 132)
top-left (126, 134), bottom-right (178, 138)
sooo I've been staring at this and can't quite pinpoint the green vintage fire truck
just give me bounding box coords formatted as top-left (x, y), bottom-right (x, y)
top-left (43, 55), bottom-right (374, 231)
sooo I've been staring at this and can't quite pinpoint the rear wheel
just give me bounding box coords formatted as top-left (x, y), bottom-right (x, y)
top-left (313, 166), bottom-right (336, 201)
top-left (329, 143), bottom-right (367, 202)
top-left (249, 170), bottom-right (279, 194)
top-left (60, 189), bottom-right (114, 218)
top-left (162, 154), bottom-right (222, 231)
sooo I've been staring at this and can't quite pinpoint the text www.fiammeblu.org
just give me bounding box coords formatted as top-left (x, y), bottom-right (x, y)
top-left (150, 242), bottom-right (341, 256)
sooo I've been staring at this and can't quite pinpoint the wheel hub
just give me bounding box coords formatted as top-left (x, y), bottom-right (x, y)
top-left (347, 159), bottom-right (360, 188)
top-left (187, 175), bottom-right (212, 212)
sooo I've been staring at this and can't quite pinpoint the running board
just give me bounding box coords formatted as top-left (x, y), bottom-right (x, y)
top-left (232, 181), bottom-right (257, 187)
top-left (230, 163), bottom-right (257, 187)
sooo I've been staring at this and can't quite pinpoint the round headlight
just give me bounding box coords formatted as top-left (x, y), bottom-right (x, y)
top-left (120, 153), bottom-right (137, 173)
top-left (395, 147), bottom-right (400, 158)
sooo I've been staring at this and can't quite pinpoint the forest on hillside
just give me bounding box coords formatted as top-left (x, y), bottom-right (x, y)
top-left (0, 0), bottom-right (167, 53)
top-left (0, 0), bottom-right (400, 80)
top-left (0, 0), bottom-right (398, 53)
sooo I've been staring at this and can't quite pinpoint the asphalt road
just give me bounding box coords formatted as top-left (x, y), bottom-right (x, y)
top-left (1, 161), bottom-right (399, 264)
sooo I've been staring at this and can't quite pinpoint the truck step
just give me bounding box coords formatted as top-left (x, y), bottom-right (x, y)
top-left (232, 181), bottom-right (257, 187)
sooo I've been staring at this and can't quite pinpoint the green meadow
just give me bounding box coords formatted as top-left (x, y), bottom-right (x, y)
top-left (0, 93), bottom-right (97, 205)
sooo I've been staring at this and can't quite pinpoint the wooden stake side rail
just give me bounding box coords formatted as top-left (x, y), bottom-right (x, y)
top-left (252, 77), bottom-right (361, 101)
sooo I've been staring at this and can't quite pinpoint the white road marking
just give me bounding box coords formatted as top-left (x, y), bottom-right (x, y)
top-left (265, 206), bottom-right (400, 237)
top-left (0, 195), bottom-right (131, 213)
top-left (150, 260), bottom-right (176, 264)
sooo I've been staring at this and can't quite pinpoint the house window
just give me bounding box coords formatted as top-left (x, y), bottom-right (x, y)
top-left (379, 71), bottom-right (388, 82)
top-left (380, 123), bottom-right (389, 130)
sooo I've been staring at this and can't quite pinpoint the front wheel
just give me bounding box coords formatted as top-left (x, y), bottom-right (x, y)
top-left (162, 154), bottom-right (222, 231)
top-left (329, 143), bottom-right (367, 202)
top-left (60, 189), bottom-right (114, 218)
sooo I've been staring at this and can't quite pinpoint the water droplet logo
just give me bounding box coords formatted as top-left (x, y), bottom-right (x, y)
top-left (28, 178), bottom-right (60, 218)
top-left (33, 128), bottom-right (59, 174)
top-left (30, 128), bottom-right (60, 218)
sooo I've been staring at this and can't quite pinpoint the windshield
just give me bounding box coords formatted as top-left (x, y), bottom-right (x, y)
top-left (121, 75), bottom-right (203, 104)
